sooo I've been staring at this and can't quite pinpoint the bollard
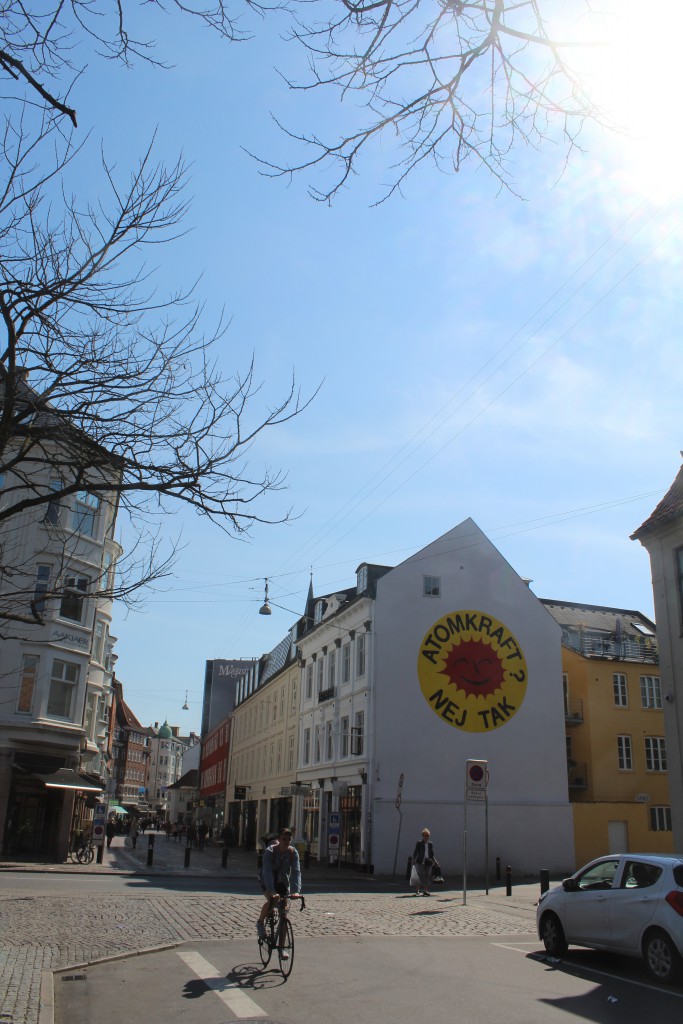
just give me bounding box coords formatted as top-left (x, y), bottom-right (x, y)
top-left (540, 868), bottom-right (550, 894)
top-left (147, 845), bottom-right (154, 867)
top-left (496, 856), bottom-right (501, 881)
top-left (96, 843), bottom-right (104, 865)
top-left (148, 833), bottom-right (155, 847)
top-left (221, 848), bottom-right (229, 869)
top-left (184, 846), bottom-right (191, 868)
top-left (505, 864), bottom-right (512, 896)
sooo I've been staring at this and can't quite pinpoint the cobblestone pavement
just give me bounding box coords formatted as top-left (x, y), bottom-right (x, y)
top-left (0, 837), bottom-right (540, 1024)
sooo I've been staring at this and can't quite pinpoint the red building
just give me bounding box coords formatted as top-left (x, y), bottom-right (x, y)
top-left (198, 715), bottom-right (230, 836)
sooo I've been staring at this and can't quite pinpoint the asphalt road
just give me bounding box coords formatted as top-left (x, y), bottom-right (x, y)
top-left (56, 934), bottom-right (683, 1024)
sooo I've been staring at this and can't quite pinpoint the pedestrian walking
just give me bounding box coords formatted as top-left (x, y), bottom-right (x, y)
top-left (106, 819), bottom-right (116, 848)
top-left (129, 816), bottom-right (140, 849)
top-left (197, 822), bottom-right (208, 851)
top-left (411, 827), bottom-right (436, 896)
top-left (186, 822), bottom-right (197, 848)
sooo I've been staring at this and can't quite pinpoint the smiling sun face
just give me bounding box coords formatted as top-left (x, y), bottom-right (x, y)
top-left (441, 639), bottom-right (505, 699)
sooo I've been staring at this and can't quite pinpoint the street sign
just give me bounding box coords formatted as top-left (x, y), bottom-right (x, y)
top-left (329, 812), bottom-right (341, 829)
top-left (92, 802), bottom-right (107, 846)
top-left (395, 772), bottom-right (405, 810)
top-left (466, 759), bottom-right (488, 790)
top-left (328, 833), bottom-right (340, 848)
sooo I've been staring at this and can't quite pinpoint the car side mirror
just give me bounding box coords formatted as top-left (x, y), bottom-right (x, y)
top-left (562, 877), bottom-right (578, 892)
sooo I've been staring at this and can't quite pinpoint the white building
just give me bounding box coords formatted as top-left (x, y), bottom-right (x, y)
top-left (291, 519), bottom-right (574, 878)
top-left (0, 386), bottom-right (121, 859)
top-left (146, 722), bottom-right (194, 820)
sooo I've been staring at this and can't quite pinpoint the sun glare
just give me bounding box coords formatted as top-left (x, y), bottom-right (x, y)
top-left (569, 1), bottom-right (683, 195)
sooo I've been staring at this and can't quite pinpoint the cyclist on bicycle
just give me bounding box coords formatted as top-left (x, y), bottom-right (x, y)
top-left (256, 827), bottom-right (302, 956)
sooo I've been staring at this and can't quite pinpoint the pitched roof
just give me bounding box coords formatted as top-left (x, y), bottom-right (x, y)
top-left (540, 599), bottom-right (656, 636)
top-left (168, 768), bottom-right (198, 790)
top-left (631, 463), bottom-right (683, 540)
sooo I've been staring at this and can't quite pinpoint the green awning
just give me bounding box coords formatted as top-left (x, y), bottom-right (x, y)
top-left (108, 805), bottom-right (129, 814)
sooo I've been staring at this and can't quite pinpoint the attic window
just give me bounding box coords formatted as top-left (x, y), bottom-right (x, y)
top-left (314, 600), bottom-right (325, 624)
top-left (357, 566), bottom-right (368, 593)
top-left (632, 622), bottom-right (655, 637)
top-left (423, 575), bottom-right (440, 597)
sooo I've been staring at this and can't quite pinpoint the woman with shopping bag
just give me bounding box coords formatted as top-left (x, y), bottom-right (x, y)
top-left (410, 827), bottom-right (437, 896)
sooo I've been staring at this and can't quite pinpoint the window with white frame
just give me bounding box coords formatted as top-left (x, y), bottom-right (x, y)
top-left (423, 575), bottom-right (440, 597)
top-left (92, 619), bottom-right (106, 665)
top-left (613, 673), bottom-right (628, 707)
top-left (325, 721), bottom-right (333, 760)
top-left (650, 806), bottom-right (672, 831)
top-left (314, 725), bottom-right (321, 762)
top-left (290, 679), bottom-right (297, 713)
top-left (33, 565), bottom-right (51, 617)
top-left (617, 735), bottom-right (632, 770)
top-left (71, 490), bottom-right (100, 537)
top-left (45, 477), bottom-right (62, 525)
top-left (317, 658), bottom-right (324, 693)
top-left (640, 675), bottom-right (662, 709)
top-left (341, 716), bottom-right (349, 757)
top-left (59, 574), bottom-right (88, 622)
top-left (303, 728), bottom-right (311, 764)
top-left (277, 739), bottom-right (282, 773)
top-left (288, 735), bottom-right (294, 772)
top-left (306, 665), bottom-right (313, 700)
top-left (328, 652), bottom-right (336, 689)
top-left (352, 711), bottom-right (364, 755)
top-left (47, 659), bottom-right (80, 718)
top-left (342, 643), bottom-right (351, 683)
top-left (100, 551), bottom-right (114, 592)
top-left (84, 692), bottom-right (97, 737)
top-left (645, 736), bottom-right (667, 771)
top-left (357, 565), bottom-right (368, 593)
top-left (314, 600), bottom-right (325, 624)
top-left (17, 654), bottom-right (39, 713)
top-left (356, 634), bottom-right (366, 677)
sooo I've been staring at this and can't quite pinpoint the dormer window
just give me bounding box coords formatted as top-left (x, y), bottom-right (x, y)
top-left (357, 565), bottom-right (368, 593)
top-left (314, 600), bottom-right (325, 624)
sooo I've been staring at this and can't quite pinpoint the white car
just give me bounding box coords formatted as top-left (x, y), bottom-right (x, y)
top-left (536, 854), bottom-right (683, 984)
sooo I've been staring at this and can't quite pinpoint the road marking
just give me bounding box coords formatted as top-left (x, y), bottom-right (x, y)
top-left (176, 951), bottom-right (268, 1017)
top-left (493, 944), bottom-right (683, 998)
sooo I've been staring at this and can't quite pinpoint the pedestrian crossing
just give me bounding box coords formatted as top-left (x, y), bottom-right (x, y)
top-left (176, 950), bottom-right (268, 1018)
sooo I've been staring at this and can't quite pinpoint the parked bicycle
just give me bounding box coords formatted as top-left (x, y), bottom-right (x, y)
top-left (257, 892), bottom-right (305, 979)
top-left (69, 830), bottom-right (95, 864)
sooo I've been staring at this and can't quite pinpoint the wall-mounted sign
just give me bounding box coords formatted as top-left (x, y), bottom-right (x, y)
top-left (417, 610), bottom-right (527, 733)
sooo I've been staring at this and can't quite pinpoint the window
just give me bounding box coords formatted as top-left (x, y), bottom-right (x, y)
top-left (92, 620), bottom-right (106, 664)
top-left (617, 735), bottom-right (632, 770)
top-left (288, 735), bottom-right (294, 772)
top-left (650, 806), bottom-right (672, 831)
top-left (306, 665), bottom-right (313, 700)
top-left (33, 564), bottom-right (51, 617)
top-left (47, 659), bottom-right (80, 718)
top-left (645, 736), bottom-right (667, 772)
top-left (314, 600), bottom-right (325, 624)
top-left (328, 652), bottom-right (336, 689)
top-left (423, 575), bottom-right (440, 597)
top-left (565, 735), bottom-right (572, 762)
top-left (290, 680), bottom-right (297, 713)
top-left (17, 655), bottom-right (39, 713)
top-left (613, 673), bottom-right (628, 707)
top-left (342, 643), bottom-right (351, 683)
top-left (100, 551), bottom-right (114, 592)
top-left (303, 728), bottom-right (311, 765)
top-left (341, 716), bottom-right (349, 757)
top-left (356, 634), bottom-right (366, 677)
top-left (677, 547), bottom-right (683, 628)
top-left (325, 721), bottom-right (333, 760)
top-left (317, 659), bottom-right (324, 694)
top-left (640, 675), bottom-right (662, 709)
top-left (351, 711), bottom-right (364, 755)
top-left (45, 477), bottom-right (62, 525)
top-left (314, 725), bottom-right (321, 762)
top-left (71, 490), bottom-right (100, 537)
top-left (357, 565), bottom-right (368, 593)
top-left (60, 575), bottom-right (88, 622)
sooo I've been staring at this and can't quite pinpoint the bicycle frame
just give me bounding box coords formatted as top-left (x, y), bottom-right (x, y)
top-left (258, 893), bottom-right (305, 979)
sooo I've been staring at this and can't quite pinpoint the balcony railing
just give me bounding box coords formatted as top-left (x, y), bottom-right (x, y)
top-left (568, 762), bottom-right (587, 788)
top-left (565, 698), bottom-right (584, 724)
top-left (318, 686), bottom-right (336, 703)
top-left (563, 635), bottom-right (658, 664)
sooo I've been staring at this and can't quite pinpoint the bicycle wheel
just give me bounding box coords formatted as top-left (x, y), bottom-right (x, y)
top-left (278, 918), bottom-right (294, 979)
top-left (258, 912), bottom-right (274, 967)
top-left (82, 844), bottom-right (95, 864)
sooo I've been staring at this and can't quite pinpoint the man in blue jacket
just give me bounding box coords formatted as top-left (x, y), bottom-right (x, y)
top-left (256, 828), bottom-right (302, 956)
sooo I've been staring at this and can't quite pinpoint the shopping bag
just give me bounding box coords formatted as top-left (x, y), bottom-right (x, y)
top-left (410, 863), bottom-right (420, 887)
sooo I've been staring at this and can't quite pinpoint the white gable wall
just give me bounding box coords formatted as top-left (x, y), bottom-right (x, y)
top-left (370, 519), bottom-right (574, 878)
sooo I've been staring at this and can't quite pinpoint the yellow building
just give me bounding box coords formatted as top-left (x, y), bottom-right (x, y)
top-left (542, 601), bottom-right (673, 867)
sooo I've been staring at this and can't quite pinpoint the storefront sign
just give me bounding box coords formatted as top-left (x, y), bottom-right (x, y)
top-left (418, 610), bottom-right (527, 733)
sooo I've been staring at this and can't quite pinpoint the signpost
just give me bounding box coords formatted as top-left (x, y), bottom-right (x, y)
top-left (328, 811), bottom-right (340, 865)
top-left (92, 801), bottom-right (107, 864)
top-left (463, 760), bottom-right (489, 904)
top-left (392, 773), bottom-right (405, 877)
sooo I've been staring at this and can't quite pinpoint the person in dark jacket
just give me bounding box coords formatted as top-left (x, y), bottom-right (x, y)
top-left (412, 827), bottom-right (436, 896)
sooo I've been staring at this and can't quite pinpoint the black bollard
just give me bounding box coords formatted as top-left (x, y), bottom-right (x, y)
top-left (540, 868), bottom-right (550, 894)
top-left (505, 864), bottom-right (512, 896)
top-left (147, 845), bottom-right (154, 867)
top-left (148, 833), bottom-right (155, 848)
top-left (496, 856), bottom-right (501, 880)
top-left (221, 848), bottom-right (229, 869)
top-left (96, 843), bottom-right (104, 864)
top-left (184, 846), bottom-right (191, 868)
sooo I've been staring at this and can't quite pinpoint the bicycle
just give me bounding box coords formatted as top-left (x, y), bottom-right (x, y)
top-left (69, 831), bottom-right (95, 864)
top-left (258, 892), bottom-right (305, 979)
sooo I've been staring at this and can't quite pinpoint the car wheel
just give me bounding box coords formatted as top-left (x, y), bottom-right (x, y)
top-left (540, 912), bottom-right (568, 956)
top-left (643, 929), bottom-right (682, 984)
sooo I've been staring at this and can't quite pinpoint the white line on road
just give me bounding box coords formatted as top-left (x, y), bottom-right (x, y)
top-left (176, 950), bottom-right (268, 1018)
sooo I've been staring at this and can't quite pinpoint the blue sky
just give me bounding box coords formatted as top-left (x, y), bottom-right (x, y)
top-left (70, 3), bottom-right (682, 732)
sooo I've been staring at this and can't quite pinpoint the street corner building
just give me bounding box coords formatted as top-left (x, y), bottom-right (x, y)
top-left (369, 518), bottom-right (573, 877)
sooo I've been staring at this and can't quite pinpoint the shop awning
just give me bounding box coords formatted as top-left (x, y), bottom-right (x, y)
top-left (35, 768), bottom-right (103, 792)
top-left (108, 805), bottom-right (129, 815)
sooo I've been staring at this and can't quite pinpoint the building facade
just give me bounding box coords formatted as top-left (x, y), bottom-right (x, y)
top-left (541, 600), bottom-right (671, 864)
